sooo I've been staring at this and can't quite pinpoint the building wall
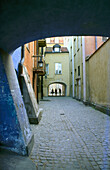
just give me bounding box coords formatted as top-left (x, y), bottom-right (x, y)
top-left (86, 39), bottom-right (110, 108)
top-left (69, 43), bottom-right (73, 97)
top-left (23, 41), bottom-right (35, 85)
top-left (85, 36), bottom-right (104, 57)
top-left (72, 36), bottom-right (105, 101)
top-left (73, 36), bottom-right (83, 100)
top-left (43, 52), bottom-right (70, 96)
top-left (46, 37), bottom-right (64, 47)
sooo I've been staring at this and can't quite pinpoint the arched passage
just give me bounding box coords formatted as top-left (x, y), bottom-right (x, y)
top-left (48, 82), bottom-right (67, 97)
top-left (0, 0), bottom-right (110, 156)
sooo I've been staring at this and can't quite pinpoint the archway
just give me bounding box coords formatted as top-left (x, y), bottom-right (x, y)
top-left (48, 82), bottom-right (67, 96)
top-left (0, 0), bottom-right (110, 52)
top-left (0, 0), bottom-right (110, 157)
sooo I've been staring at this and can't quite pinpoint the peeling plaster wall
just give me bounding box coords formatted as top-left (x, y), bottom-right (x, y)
top-left (0, 49), bottom-right (33, 155)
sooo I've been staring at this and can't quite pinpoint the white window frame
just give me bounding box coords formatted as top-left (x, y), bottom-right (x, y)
top-left (55, 63), bottom-right (62, 74)
top-left (54, 47), bottom-right (60, 52)
top-left (46, 38), bottom-right (50, 43)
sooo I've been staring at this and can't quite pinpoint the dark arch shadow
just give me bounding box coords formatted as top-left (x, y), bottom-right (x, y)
top-left (0, 0), bottom-right (110, 52)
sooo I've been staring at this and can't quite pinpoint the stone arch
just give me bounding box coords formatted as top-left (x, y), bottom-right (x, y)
top-left (0, 0), bottom-right (110, 53)
top-left (0, 0), bottom-right (110, 155)
top-left (48, 81), bottom-right (67, 96)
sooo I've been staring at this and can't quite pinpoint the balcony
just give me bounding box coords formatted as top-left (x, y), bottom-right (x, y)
top-left (33, 55), bottom-right (46, 76)
top-left (38, 39), bottom-right (46, 47)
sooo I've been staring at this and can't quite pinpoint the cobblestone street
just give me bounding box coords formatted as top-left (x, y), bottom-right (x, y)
top-left (30, 97), bottom-right (110, 170)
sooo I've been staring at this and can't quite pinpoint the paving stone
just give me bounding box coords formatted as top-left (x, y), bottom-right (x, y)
top-left (30, 97), bottom-right (110, 169)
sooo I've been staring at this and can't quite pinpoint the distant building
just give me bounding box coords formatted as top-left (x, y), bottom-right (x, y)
top-left (43, 37), bottom-right (70, 97)
top-left (23, 39), bottom-right (46, 102)
top-left (68, 36), bottom-right (107, 102)
top-left (12, 39), bottom-right (46, 124)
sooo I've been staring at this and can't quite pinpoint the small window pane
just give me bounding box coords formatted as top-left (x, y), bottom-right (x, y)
top-left (55, 63), bottom-right (62, 74)
top-left (46, 64), bottom-right (49, 75)
top-left (55, 47), bottom-right (60, 52)
top-left (78, 66), bottom-right (80, 76)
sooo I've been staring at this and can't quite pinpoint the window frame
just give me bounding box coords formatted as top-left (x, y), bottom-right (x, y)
top-left (46, 64), bottom-right (49, 75)
top-left (55, 63), bottom-right (62, 75)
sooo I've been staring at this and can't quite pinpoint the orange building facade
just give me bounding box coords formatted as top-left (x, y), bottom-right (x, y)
top-left (23, 40), bottom-right (46, 103)
top-left (85, 36), bottom-right (106, 57)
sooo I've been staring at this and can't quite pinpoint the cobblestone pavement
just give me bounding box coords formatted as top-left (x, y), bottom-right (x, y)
top-left (30, 97), bottom-right (110, 170)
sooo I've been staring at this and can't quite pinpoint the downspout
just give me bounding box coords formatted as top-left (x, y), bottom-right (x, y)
top-left (37, 41), bottom-right (39, 104)
top-left (41, 47), bottom-right (43, 99)
top-left (72, 36), bottom-right (75, 97)
top-left (82, 36), bottom-right (86, 102)
top-left (95, 36), bottom-right (97, 50)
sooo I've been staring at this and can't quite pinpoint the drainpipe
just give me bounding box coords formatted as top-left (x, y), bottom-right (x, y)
top-left (95, 36), bottom-right (97, 50)
top-left (72, 36), bottom-right (75, 97)
top-left (37, 41), bottom-right (39, 103)
top-left (41, 47), bottom-right (43, 99)
top-left (82, 36), bottom-right (86, 102)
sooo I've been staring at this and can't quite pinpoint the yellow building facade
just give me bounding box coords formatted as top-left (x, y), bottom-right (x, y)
top-left (86, 38), bottom-right (110, 111)
top-left (43, 39), bottom-right (70, 97)
top-left (68, 36), bottom-right (107, 103)
top-left (73, 36), bottom-right (83, 100)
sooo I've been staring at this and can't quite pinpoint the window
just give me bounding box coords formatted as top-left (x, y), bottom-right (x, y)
top-left (54, 47), bottom-right (60, 52)
top-left (59, 37), bottom-right (64, 44)
top-left (46, 38), bottom-right (50, 43)
top-left (46, 64), bottom-right (49, 75)
top-left (78, 66), bottom-right (80, 76)
top-left (50, 38), bottom-right (55, 43)
top-left (55, 63), bottom-right (62, 74)
top-left (53, 44), bottom-right (61, 52)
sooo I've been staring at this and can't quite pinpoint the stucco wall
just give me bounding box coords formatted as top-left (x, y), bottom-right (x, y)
top-left (86, 39), bottom-right (110, 108)
top-left (85, 36), bottom-right (104, 57)
top-left (43, 52), bottom-right (70, 96)
top-left (73, 36), bottom-right (83, 100)
top-left (24, 42), bottom-right (35, 85)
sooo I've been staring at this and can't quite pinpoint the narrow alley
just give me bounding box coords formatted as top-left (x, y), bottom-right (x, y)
top-left (30, 97), bottom-right (110, 170)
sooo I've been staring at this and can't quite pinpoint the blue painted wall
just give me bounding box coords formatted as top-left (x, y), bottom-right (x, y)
top-left (11, 47), bottom-right (21, 73)
top-left (0, 54), bottom-right (26, 155)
